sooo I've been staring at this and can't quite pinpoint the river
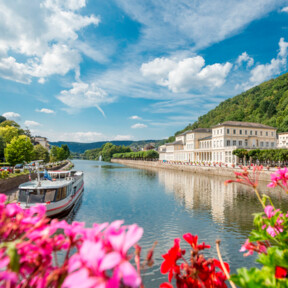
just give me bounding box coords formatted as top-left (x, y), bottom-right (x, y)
top-left (69, 159), bottom-right (288, 287)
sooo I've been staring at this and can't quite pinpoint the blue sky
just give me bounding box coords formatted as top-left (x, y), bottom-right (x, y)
top-left (1, 0), bottom-right (288, 142)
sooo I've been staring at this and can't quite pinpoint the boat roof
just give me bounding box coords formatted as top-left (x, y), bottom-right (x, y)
top-left (19, 179), bottom-right (72, 190)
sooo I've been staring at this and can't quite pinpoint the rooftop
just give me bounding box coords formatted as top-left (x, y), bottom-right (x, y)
top-left (213, 121), bottom-right (276, 129)
top-left (199, 135), bottom-right (212, 141)
top-left (166, 140), bottom-right (184, 146)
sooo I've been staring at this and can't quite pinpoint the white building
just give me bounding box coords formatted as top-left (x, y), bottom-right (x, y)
top-left (278, 132), bottom-right (288, 148)
top-left (32, 136), bottom-right (50, 150)
top-left (159, 121), bottom-right (277, 164)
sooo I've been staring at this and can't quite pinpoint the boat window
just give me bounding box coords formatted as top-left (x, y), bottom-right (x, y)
top-left (19, 189), bottom-right (45, 203)
top-left (55, 186), bottom-right (67, 201)
top-left (45, 189), bottom-right (56, 202)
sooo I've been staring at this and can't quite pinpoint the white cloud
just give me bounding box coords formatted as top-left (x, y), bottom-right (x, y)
top-left (115, 0), bottom-right (281, 50)
top-left (141, 56), bottom-right (232, 93)
top-left (131, 123), bottom-right (147, 129)
top-left (2, 112), bottom-right (21, 121)
top-left (24, 120), bottom-right (41, 127)
top-left (57, 81), bottom-right (114, 116)
top-left (281, 6), bottom-right (288, 12)
top-left (129, 115), bottom-right (142, 120)
top-left (114, 135), bottom-right (133, 140)
top-left (236, 52), bottom-right (254, 68)
top-left (249, 37), bottom-right (288, 85)
top-left (36, 108), bottom-right (55, 114)
top-left (0, 1), bottom-right (100, 83)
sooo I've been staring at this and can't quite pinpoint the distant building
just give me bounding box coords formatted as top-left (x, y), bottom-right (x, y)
top-left (143, 143), bottom-right (155, 151)
top-left (278, 132), bottom-right (288, 148)
top-left (159, 121), bottom-right (277, 164)
top-left (32, 136), bottom-right (50, 150)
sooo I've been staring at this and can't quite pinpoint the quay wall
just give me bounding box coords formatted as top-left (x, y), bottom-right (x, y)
top-left (111, 159), bottom-right (272, 182)
top-left (0, 160), bottom-right (73, 194)
top-left (0, 174), bottom-right (37, 194)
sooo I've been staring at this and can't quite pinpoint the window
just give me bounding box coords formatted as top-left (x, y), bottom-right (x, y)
top-left (245, 139), bottom-right (248, 146)
top-left (239, 141), bottom-right (242, 146)
top-left (217, 130), bottom-right (219, 135)
top-left (266, 142), bottom-right (269, 147)
top-left (245, 130), bottom-right (248, 135)
top-left (233, 129), bottom-right (236, 134)
top-left (250, 130), bottom-right (253, 135)
top-left (255, 131), bottom-right (257, 136)
top-left (266, 132), bottom-right (268, 136)
top-left (271, 142), bottom-right (275, 147)
top-left (227, 128), bottom-right (230, 134)
top-left (271, 132), bottom-right (274, 136)
top-left (233, 140), bottom-right (236, 146)
top-left (45, 189), bottom-right (56, 202)
top-left (260, 131), bottom-right (262, 136)
top-left (239, 130), bottom-right (242, 135)
top-left (260, 142), bottom-right (264, 147)
top-left (227, 140), bottom-right (230, 146)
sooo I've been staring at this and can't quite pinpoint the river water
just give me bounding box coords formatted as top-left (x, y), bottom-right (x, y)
top-left (69, 159), bottom-right (288, 287)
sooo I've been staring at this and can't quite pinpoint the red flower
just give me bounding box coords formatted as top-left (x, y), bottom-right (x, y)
top-left (160, 283), bottom-right (174, 288)
top-left (183, 233), bottom-right (210, 250)
top-left (161, 238), bottom-right (183, 282)
top-left (275, 266), bottom-right (288, 279)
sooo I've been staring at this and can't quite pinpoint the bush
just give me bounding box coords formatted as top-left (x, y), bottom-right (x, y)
top-left (14, 169), bottom-right (21, 173)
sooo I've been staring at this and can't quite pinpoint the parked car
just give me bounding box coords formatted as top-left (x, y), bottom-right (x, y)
top-left (14, 164), bottom-right (24, 169)
top-left (0, 166), bottom-right (13, 173)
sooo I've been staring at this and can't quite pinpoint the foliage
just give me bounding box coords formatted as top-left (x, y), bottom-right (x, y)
top-left (0, 194), bottom-right (155, 288)
top-left (51, 140), bottom-right (162, 154)
top-left (0, 135), bottom-right (5, 161)
top-left (0, 170), bottom-right (9, 179)
top-left (0, 116), bottom-right (6, 124)
top-left (174, 72), bottom-right (288, 137)
top-left (0, 126), bottom-right (21, 144)
top-left (225, 166), bottom-right (288, 287)
top-left (4, 136), bottom-right (34, 166)
top-left (232, 148), bottom-right (248, 159)
top-left (32, 144), bottom-right (50, 163)
top-left (84, 143), bottom-right (132, 162)
top-left (0, 120), bottom-right (20, 128)
top-left (49, 145), bottom-right (70, 162)
top-left (113, 150), bottom-right (159, 160)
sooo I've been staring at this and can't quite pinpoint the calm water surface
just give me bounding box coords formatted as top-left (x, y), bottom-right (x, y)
top-left (69, 160), bottom-right (288, 287)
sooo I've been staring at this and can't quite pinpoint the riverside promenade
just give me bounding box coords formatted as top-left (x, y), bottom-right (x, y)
top-left (111, 159), bottom-right (273, 182)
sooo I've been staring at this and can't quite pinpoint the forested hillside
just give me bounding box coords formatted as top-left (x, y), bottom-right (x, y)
top-left (175, 72), bottom-right (288, 137)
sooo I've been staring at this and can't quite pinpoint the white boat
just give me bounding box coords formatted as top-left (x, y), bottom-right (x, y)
top-left (17, 170), bottom-right (84, 217)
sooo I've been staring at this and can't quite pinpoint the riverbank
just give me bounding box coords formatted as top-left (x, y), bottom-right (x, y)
top-left (111, 159), bottom-right (273, 182)
top-left (0, 160), bottom-right (73, 194)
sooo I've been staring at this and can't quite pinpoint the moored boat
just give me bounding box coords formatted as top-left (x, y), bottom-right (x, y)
top-left (17, 170), bottom-right (84, 217)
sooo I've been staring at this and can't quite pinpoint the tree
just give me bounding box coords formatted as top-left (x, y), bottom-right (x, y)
top-left (0, 120), bottom-right (20, 128)
top-left (232, 149), bottom-right (248, 160)
top-left (61, 144), bottom-right (70, 159)
top-left (5, 136), bottom-right (34, 165)
top-left (0, 116), bottom-right (6, 124)
top-left (32, 144), bottom-right (50, 163)
top-left (0, 136), bottom-right (5, 161)
top-left (0, 126), bottom-right (21, 144)
top-left (50, 146), bottom-right (59, 162)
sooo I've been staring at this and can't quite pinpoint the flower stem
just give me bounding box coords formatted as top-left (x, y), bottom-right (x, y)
top-left (216, 240), bottom-right (237, 288)
top-left (254, 187), bottom-right (265, 209)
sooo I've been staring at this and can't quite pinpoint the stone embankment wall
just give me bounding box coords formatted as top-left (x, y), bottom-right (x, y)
top-left (0, 174), bottom-right (37, 194)
top-left (111, 159), bottom-right (272, 182)
top-left (0, 160), bottom-right (73, 194)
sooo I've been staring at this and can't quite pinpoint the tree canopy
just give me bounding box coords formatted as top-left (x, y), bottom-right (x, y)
top-left (32, 144), bottom-right (50, 163)
top-left (4, 136), bottom-right (34, 165)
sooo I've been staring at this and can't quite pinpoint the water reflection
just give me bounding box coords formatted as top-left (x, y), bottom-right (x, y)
top-left (69, 160), bottom-right (288, 287)
top-left (157, 169), bottom-right (288, 233)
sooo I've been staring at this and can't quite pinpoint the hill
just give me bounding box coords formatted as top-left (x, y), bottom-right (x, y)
top-left (50, 140), bottom-right (161, 153)
top-left (174, 72), bottom-right (288, 138)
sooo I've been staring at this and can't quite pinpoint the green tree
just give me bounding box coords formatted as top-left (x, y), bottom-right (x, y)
top-left (0, 116), bottom-right (6, 124)
top-left (0, 126), bottom-right (21, 144)
top-left (232, 149), bottom-right (248, 160)
top-left (32, 144), bottom-right (50, 163)
top-left (0, 135), bottom-right (5, 161)
top-left (0, 120), bottom-right (20, 128)
top-left (61, 144), bottom-right (70, 159)
top-left (4, 136), bottom-right (34, 165)
top-left (50, 146), bottom-right (58, 162)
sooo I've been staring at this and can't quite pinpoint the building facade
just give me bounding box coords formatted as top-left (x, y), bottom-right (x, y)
top-left (32, 136), bottom-right (50, 150)
top-left (159, 121), bottom-right (278, 164)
